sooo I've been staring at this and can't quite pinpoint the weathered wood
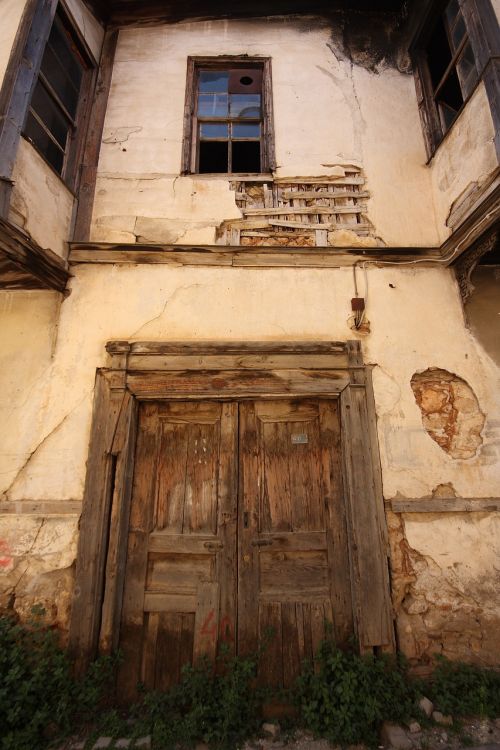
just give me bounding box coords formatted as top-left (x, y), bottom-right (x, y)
top-left (181, 58), bottom-right (196, 174)
top-left (262, 58), bottom-right (276, 172)
top-left (68, 242), bottom-right (442, 267)
top-left (127, 341), bottom-right (348, 356)
top-left (126, 369), bottom-right (350, 399)
top-left (69, 370), bottom-right (127, 673)
top-left (244, 205), bottom-right (367, 216)
top-left (340, 379), bottom-right (395, 652)
top-left (390, 497), bottom-right (500, 513)
top-left (0, 217), bottom-right (69, 291)
top-left (193, 582), bottom-right (220, 663)
top-left (281, 190), bottom-right (370, 200)
top-left (99, 392), bottom-right (139, 654)
top-left (73, 30), bottom-right (118, 241)
top-left (0, 0), bottom-right (58, 206)
top-left (0, 500), bottom-right (82, 515)
top-left (127, 353), bottom-right (349, 371)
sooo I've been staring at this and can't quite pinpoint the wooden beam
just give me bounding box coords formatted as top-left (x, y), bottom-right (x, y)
top-left (0, 217), bottom-right (69, 291)
top-left (73, 29), bottom-right (119, 242)
top-left (0, 500), bottom-right (82, 515)
top-left (124, 340), bottom-right (348, 355)
top-left (0, 0), bottom-right (58, 217)
top-left (390, 497), bottom-right (500, 513)
top-left (69, 242), bottom-right (442, 267)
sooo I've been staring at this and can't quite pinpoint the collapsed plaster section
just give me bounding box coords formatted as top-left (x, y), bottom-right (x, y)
top-left (387, 509), bottom-right (500, 666)
top-left (411, 368), bottom-right (485, 460)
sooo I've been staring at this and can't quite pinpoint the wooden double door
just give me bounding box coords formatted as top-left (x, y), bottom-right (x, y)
top-left (118, 398), bottom-right (353, 698)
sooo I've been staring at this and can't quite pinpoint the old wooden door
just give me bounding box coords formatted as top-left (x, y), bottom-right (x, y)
top-left (239, 399), bottom-right (352, 687)
top-left (118, 397), bottom-right (351, 697)
top-left (118, 401), bottom-right (237, 700)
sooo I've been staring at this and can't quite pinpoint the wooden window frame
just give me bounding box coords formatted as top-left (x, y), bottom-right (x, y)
top-left (181, 56), bottom-right (276, 176)
top-left (22, 3), bottom-right (97, 191)
top-left (411, 0), bottom-right (498, 159)
top-left (69, 340), bottom-right (394, 675)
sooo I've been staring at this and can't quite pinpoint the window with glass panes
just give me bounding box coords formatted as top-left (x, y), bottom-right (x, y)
top-left (23, 8), bottom-right (90, 179)
top-left (424, 0), bottom-right (479, 136)
top-left (195, 67), bottom-right (264, 173)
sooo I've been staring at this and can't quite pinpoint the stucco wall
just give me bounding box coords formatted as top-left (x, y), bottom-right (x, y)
top-left (91, 18), bottom-right (440, 248)
top-left (0, 264), bottom-right (499, 661)
top-left (0, 0), bottom-right (27, 90)
top-left (429, 82), bottom-right (498, 244)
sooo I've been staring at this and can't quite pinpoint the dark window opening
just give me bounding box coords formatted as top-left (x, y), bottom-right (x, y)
top-left (23, 8), bottom-right (90, 179)
top-left (423, 0), bottom-right (479, 139)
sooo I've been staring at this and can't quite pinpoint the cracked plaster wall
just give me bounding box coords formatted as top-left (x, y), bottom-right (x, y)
top-left (1, 264), bottom-right (500, 650)
top-left (429, 82), bottom-right (498, 243)
top-left (91, 17), bottom-right (440, 247)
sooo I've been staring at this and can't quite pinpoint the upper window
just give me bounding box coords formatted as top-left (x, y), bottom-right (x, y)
top-left (426, 0), bottom-right (478, 131)
top-left (23, 7), bottom-right (93, 183)
top-left (182, 58), bottom-right (275, 175)
top-left (413, 0), bottom-right (480, 156)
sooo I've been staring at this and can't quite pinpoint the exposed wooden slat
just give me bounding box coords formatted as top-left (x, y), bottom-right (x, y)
top-left (390, 497), bottom-right (500, 513)
top-left (281, 190), bottom-right (370, 200)
top-left (244, 205), bottom-right (367, 216)
top-left (268, 219), bottom-right (370, 230)
top-left (274, 176), bottom-right (364, 185)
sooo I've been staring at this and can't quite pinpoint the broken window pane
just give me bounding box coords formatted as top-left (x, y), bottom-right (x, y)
top-left (24, 111), bottom-right (64, 173)
top-left (232, 141), bottom-right (260, 172)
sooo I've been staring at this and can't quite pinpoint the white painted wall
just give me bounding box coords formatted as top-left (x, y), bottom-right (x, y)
top-left (429, 83), bottom-right (498, 242)
top-left (91, 18), bottom-right (440, 248)
top-left (0, 0), bottom-right (27, 89)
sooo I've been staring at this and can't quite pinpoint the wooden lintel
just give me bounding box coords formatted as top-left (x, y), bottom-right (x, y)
top-left (69, 242), bottom-right (442, 268)
top-left (0, 217), bottom-right (69, 291)
top-left (390, 497), bottom-right (500, 513)
top-left (125, 340), bottom-right (348, 355)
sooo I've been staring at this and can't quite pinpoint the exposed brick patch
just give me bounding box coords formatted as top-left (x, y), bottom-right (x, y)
top-left (410, 368), bottom-right (485, 459)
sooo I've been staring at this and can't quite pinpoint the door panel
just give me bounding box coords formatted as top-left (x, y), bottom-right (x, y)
top-left (238, 399), bottom-right (352, 687)
top-left (118, 401), bottom-right (237, 701)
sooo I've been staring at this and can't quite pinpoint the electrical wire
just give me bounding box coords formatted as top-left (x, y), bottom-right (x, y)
top-left (350, 207), bottom-right (498, 330)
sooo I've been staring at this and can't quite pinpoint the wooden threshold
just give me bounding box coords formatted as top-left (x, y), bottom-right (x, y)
top-left (0, 217), bottom-right (70, 291)
top-left (68, 241), bottom-right (442, 268)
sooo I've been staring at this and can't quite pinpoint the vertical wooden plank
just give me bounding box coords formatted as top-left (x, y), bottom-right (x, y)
top-left (262, 58), bottom-right (276, 172)
top-left (319, 400), bottom-right (354, 646)
top-left (156, 613), bottom-right (182, 690)
top-left (310, 603), bottom-right (325, 664)
top-left (261, 420), bottom-right (292, 532)
top-left (287, 417), bottom-right (323, 531)
top-left (341, 355), bottom-right (394, 652)
top-left (185, 421), bottom-right (219, 534)
top-left (181, 57), bottom-right (196, 174)
top-left (156, 423), bottom-right (188, 532)
top-left (73, 29), bottom-right (118, 241)
top-left (193, 582), bottom-right (220, 664)
top-left (217, 402), bottom-right (238, 656)
top-left (117, 403), bottom-right (159, 701)
top-left (99, 392), bottom-right (139, 653)
top-left (258, 602), bottom-right (283, 687)
top-left (141, 612), bottom-right (159, 689)
top-left (69, 370), bottom-right (127, 673)
top-left (238, 402), bottom-right (260, 656)
top-left (282, 602), bottom-right (301, 688)
top-left (180, 613), bottom-right (195, 676)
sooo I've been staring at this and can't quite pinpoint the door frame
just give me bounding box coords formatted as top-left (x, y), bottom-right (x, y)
top-left (69, 340), bottom-right (395, 674)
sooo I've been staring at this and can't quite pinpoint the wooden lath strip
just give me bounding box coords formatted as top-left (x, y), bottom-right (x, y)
top-left (243, 205), bottom-right (367, 216)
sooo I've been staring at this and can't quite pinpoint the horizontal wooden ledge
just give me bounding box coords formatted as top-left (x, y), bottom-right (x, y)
top-left (68, 242), bottom-right (443, 268)
top-left (0, 500), bottom-right (82, 515)
top-left (389, 497), bottom-right (500, 513)
top-left (118, 340), bottom-right (349, 355)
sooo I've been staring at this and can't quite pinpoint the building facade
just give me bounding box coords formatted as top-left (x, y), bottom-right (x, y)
top-left (0, 0), bottom-right (499, 693)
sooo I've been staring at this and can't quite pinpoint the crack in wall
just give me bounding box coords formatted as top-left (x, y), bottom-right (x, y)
top-left (128, 284), bottom-right (203, 339)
